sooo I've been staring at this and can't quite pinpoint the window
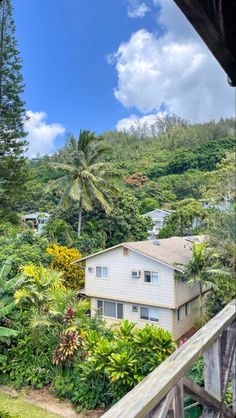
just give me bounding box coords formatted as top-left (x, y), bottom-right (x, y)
top-left (155, 220), bottom-right (162, 226)
top-left (96, 266), bottom-right (108, 278)
top-left (177, 305), bottom-right (185, 321)
top-left (140, 306), bottom-right (159, 322)
top-left (177, 302), bottom-right (191, 321)
top-left (144, 271), bottom-right (159, 284)
top-left (88, 267), bottom-right (94, 274)
top-left (97, 300), bottom-right (123, 319)
top-left (185, 302), bottom-right (191, 316)
top-left (104, 301), bottom-right (116, 318)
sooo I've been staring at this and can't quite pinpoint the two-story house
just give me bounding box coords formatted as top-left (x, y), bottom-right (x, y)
top-left (75, 236), bottom-right (205, 339)
top-left (142, 209), bottom-right (174, 239)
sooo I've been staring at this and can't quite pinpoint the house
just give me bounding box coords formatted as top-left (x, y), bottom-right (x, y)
top-left (142, 209), bottom-right (174, 239)
top-left (22, 212), bottom-right (50, 234)
top-left (75, 236), bottom-right (205, 339)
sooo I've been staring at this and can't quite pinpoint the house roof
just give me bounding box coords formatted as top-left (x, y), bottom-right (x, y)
top-left (173, 0), bottom-right (236, 86)
top-left (74, 235), bottom-right (206, 271)
top-left (22, 212), bottom-right (50, 220)
top-left (142, 208), bottom-right (174, 217)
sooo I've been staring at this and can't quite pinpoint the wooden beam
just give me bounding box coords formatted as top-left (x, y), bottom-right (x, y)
top-left (102, 300), bottom-right (235, 418)
top-left (173, 0), bottom-right (236, 86)
top-left (183, 376), bottom-right (221, 410)
top-left (183, 377), bottom-right (234, 418)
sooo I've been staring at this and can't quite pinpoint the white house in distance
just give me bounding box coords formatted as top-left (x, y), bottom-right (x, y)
top-left (22, 212), bottom-right (50, 234)
top-left (142, 209), bottom-right (174, 239)
top-left (75, 236), bottom-right (205, 339)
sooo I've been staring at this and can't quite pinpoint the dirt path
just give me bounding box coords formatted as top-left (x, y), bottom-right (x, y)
top-left (0, 385), bottom-right (105, 418)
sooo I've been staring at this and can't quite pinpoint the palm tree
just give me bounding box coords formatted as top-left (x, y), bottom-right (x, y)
top-left (185, 242), bottom-right (230, 317)
top-left (49, 130), bottom-right (116, 236)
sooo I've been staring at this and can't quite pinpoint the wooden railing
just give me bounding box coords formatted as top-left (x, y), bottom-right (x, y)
top-left (103, 300), bottom-right (236, 418)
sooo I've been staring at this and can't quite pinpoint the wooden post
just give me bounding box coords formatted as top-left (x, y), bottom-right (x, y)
top-left (172, 381), bottom-right (184, 418)
top-left (232, 346), bottom-right (236, 414)
top-left (204, 338), bottom-right (222, 399)
top-left (202, 338), bottom-right (222, 417)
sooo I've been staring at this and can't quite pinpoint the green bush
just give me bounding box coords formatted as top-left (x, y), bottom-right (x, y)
top-left (0, 410), bottom-right (20, 418)
top-left (3, 329), bottom-right (56, 388)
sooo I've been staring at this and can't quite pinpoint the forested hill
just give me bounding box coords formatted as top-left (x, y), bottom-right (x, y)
top-left (8, 116), bottom-right (235, 254)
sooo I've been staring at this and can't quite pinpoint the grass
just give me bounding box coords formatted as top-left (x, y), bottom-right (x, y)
top-left (0, 392), bottom-right (60, 418)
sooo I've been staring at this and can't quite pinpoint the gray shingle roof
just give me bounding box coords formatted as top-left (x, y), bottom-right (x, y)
top-left (75, 235), bottom-right (205, 271)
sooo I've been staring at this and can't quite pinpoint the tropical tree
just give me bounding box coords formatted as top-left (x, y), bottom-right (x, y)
top-left (184, 242), bottom-right (230, 317)
top-left (0, 0), bottom-right (29, 219)
top-left (49, 131), bottom-right (116, 236)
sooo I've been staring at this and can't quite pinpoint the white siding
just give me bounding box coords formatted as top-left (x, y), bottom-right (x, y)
top-left (175, 276), bottom-right (200, 306)
top-left (86, 247), bottom-right (175, 308)
top-left (172, 298), bottom-right (199, 340)
top-left (91, 298), bottom-right (173, 332)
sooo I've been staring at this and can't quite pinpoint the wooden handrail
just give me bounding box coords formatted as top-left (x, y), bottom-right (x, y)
top-left (103, 300), bottom-right (236, 418)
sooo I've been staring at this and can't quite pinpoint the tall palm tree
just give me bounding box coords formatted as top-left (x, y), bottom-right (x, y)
top-left (185, 242), bottom-right (230, 316)
top-left (49, 130), bottom-right (116, 236)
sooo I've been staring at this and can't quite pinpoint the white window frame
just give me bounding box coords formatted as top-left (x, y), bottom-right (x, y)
top-left (140, 306), bottom-right (159, 322)
top-left (97, 300), bottom-right (123, 319)
top-left (95, 266), bottom-right (109, 279)
top-left (185, 301), bottom-right (191, 316)
top-left (177, 305), bottom-right (185, 321)
top-left (143, 270), bottom-right (159, 285)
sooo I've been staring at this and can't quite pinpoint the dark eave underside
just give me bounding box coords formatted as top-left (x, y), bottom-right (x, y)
top-left (173, 0), bottom-right (236, 86)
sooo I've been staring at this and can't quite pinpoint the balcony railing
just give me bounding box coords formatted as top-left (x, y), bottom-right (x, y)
top-left (103, 300), bottom-right (236, 418)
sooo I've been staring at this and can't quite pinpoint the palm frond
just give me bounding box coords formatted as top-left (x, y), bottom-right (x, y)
top-left (14, 288), bottom-right (32, 304)
top-left (51, 163), bottom-right (76, 173)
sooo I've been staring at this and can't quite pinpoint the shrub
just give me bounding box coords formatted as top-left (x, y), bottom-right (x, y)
top-left (0, 410), bottom-right (20, 418)
top-left (47, 244), bottom-right (85, 289)
top-left (3, 329), bottom-right (56, 388)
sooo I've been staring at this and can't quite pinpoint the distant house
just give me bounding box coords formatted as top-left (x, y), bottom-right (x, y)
top-left (142, 209), bottom-right (174, 239)
top-left (22, 212), bottom-right (50, 234)
top-left (75, 236), bottom-right (205, 339)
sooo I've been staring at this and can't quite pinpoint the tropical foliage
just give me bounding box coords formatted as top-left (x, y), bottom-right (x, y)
top-left (47, 244), bottom-right (85, 289)
top-left (49, 131), bottom-right (117, 235)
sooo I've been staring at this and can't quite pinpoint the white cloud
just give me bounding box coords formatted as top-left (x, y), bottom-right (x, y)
top-left (24, 111), bottom-right (65, 157)
top-left (127, 1), bottom-right (150, 18)
top-left (116, 112), bottom-right (165, 131)
top-left (113, 0), bottom-right (235, 124)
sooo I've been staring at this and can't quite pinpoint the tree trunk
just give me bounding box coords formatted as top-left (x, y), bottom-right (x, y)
top-left (78, 206), bottom-right (82, 236)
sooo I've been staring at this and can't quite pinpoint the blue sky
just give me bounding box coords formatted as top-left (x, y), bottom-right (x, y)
top-left (13, 0), bottom-right (235, 156)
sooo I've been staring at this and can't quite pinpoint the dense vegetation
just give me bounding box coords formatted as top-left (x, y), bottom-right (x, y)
top-left (0, 0), bottom-right (235, 415)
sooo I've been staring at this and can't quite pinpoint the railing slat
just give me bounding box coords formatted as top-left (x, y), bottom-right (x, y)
top-left (102, 300), bottom-right (235, 418)
top-left (172, 381), bottom-right (184, 418)
top-left (145, 389), bottom-right (174, 418)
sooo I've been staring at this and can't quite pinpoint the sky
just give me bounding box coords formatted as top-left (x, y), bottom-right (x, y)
top-left (13, 0), bottom-right (235, 157)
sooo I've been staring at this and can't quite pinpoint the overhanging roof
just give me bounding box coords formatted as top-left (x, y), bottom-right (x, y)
top-left (173, 0), bottom-right (236, 86)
